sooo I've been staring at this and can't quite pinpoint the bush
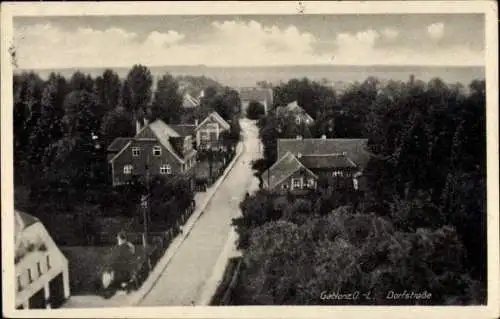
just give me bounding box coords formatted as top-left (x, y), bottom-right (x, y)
top-left (246, 101), bottom-right (266, 119)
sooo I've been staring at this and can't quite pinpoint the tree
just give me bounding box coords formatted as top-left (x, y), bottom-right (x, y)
top-left (246, 101), bottom-right (266, 119)
top-left (125, 65), bottom-right (153, 127)
top-left (69, 71), bottom-right (94, 92)
top-left (150, 73), bottom-right (183, 124)
top-left (100, 107), bottom-right (136, 148)
top-left (95, 69), bottom-right (122, 116)
top-left (236, 208), bottom-right (484, 305)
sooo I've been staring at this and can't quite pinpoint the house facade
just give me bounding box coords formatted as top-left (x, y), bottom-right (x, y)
top-left (15, 211), bottom-right (70, 309)
top-left (107, 120), bottom-right (197, 187)
top-left (262, 152), bottom-right (318, 195)
top-left (263, 136), bottom-right (370, 193)
top-left (194, 111), bottom-right (231, 151)
top-left (238, 87), bottom-right (273, 115)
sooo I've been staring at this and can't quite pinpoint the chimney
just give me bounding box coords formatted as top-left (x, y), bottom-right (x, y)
top-left (297, 152), bottom-right (302, 158)
top-left (321, 135), bottom-right (327, 140)
top-left (144, 118), bottom-right (149, 126)
top-left (296, 135), bottom-right (302, 140)
top-left (195, 119), bottom-right (199, 127)
top-left (342, 151), bottom-right (347, 156)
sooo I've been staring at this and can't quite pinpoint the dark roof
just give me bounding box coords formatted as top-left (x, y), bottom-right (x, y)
top-left (239, 88), bottom-right (273, 104)
top-left (170, 124), bottom-right (197, 137)
top-left (169, 136), bottom-right (185, 158)
top-left (277, 138), bottom-right (371, 170)
top-left (263, 152), bottom-right (317, 189)
top-left (107, 137), bottom-right (131, 152)
top-left (299, 154), bottom-right (357, 170)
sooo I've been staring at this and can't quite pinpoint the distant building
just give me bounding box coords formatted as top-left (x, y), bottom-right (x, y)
top-left (194, 111), bottom-right (231, 151)
top-left (107, 119), bottom-right (197, 188)
top-left (15, 210), bottom-right (70, 309)
top-left (263, 136), bottom-right (370, 194)
top-left (238, 87), bottom-right (273, 116)
top-left (275, 101), bottom-right (315, 126)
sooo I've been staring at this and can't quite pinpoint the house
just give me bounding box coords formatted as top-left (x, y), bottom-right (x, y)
top-left (194, 111), bottom-right (231, 151)
top-left (15, 210), bottom-right (70, 309)
top-left (238, 87), bottom-right (273, 115)
top-left (107, 119), bottom-right (197, 187)
top-left (275, 101), bottom-right (315, 126)
top-left (263, 136), bottom-right (370, 193)
top-left (262, 151), bottom-right (318, 194)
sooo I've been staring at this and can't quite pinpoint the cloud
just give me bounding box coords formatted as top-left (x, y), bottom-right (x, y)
top-left (427, 22), bottom-right (445, 40)
top-left (381, 27), bottom-right (399, 40)
top-left (14, 21), bottom-right (482, 69)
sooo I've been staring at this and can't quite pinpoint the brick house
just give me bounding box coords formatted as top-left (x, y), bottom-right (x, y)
top-left (15, 210), bottom-right (70, 309)
top-left (275, 101), bottom-right (315, 126)
top-left (238, 87), bottom-right (273, 115)
top-left (263, 136), bottom-right (370, 193)
top-left (194, 111), bottom-right (231, 151)
top-left (107, 119), bottom-right (197, 187)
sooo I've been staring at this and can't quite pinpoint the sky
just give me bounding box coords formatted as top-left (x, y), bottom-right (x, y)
top-left (13, 14), bottom-right (485, 69)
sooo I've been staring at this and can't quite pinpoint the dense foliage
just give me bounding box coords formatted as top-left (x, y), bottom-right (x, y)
top-left (13, 65), bottom-right (235, 245)
top-left (233, 76), bottom-right (487, 304)
top-left (246, 101), bottom-right (266, 120)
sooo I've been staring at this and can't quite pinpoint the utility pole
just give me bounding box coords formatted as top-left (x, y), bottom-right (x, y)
top-left (142, 152), bottom-right (151, 272)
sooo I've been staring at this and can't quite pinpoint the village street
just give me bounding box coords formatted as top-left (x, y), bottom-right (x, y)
top-left (138, 118), bottom-right (262, 306)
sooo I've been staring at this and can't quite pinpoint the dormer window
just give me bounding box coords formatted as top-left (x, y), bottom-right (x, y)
top-left (124, 164), bottom-right (133, 175)
top-left (132, 147), bottom-right (140, 157)
top-left (153, 146), bottom-right (162, 156)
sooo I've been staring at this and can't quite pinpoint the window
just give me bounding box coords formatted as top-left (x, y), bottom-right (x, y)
top-left (46, 255), bottom-right (51, 269)
top-left (295, 117), bottom-right (301, 124)
top-left (308, 178), bottom-right (315, 188)
top-left (28, 268), bottom-right (33, 283)
top-left (17, 275), bottom-right (22, 292)
top-left (201, 132), bottom-right (210, 141)
top-left (282, 184), bottom-right (289, 190)
top-left (332, 171), bottom-right (341, 177)
top-left (153, 146), bottom-right (162, 156)
top-left (123, 164), bottom-right (133, 175)
top-left (132, 147), bottom-right (140, 157)
top-left (292, 178), bottom-right (301, 189)
top-left (160, 164), bottom-right (171, 175)
top-left (37, 262), bottom-right (42, 276)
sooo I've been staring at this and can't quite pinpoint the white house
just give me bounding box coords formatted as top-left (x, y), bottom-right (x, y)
top-left (15, 210), bottom-right (70, 309)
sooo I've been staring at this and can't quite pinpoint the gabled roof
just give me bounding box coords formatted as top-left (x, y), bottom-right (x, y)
top-left (109, 120), bottom-right (191, 164)
top-left (170, 124), bottom-right (197, 137)
top-left (107, 137), bottom-right (131, 152)
top-left (196, 111), bottom-right (231, 131)
top-left (299, 154), bottom-right (357, 170)
top-left (239, 88), bottom-right (273, 104)
top-left (277, 138), bottom-right (371, 170)
top-left (263, 151), bottom-right (318, 189)
top-left (183, 93), bottom-right (200, 108)
top-left (15, 210), bottom-right (39, 243)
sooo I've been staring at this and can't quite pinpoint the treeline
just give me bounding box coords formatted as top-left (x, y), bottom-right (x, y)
top-left (234, 76), bottom-right (486, 305)
top-left (13, 65), bottom-right (241, 244)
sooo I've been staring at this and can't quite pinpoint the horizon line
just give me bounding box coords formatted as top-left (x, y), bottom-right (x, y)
top-left (16, 64), bottom-right (485, 71)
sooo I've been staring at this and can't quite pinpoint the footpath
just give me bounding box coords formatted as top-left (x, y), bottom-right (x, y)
top-left (62, 142), bottom-right (244, 308)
